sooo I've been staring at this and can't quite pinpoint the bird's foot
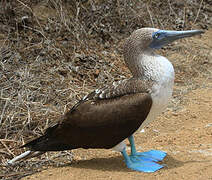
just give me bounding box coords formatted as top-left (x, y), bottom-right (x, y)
top-left (130, 150), bottom-right (166, 162)
top-left (122, 148), bottom-right (164, 172)
top-left (125, 159), bottom-right (164, 173)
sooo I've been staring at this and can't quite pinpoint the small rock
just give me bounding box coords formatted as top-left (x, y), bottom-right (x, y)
top-left (140, 129), bottom-right (145, 133)
top-left (205, 123), bottom-right (212, 128)
top-left (153, 129), bottom-right (159, 133)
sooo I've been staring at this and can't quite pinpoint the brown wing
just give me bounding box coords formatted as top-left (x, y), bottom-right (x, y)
top-left (23, 93), bottom-right (152, 151)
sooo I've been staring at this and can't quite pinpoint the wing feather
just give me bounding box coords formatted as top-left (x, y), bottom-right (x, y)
top-left (24, 92), bottom-right (152, 151)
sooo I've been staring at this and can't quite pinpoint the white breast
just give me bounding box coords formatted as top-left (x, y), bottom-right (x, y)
top-left (140, 55), bottom-right (175, 128)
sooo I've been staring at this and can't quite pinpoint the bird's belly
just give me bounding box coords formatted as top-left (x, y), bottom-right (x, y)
top-left (140, 84), bottom-right (173, 129)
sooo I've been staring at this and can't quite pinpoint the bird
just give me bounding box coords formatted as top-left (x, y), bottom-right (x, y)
top-left (7, 28), bottom-right (204, 172)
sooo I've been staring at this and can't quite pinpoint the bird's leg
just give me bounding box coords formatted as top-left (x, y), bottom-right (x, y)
top-left (121, 147), bottom-right (163, 172)
top-left (128, 135), bottom-right (166, 162)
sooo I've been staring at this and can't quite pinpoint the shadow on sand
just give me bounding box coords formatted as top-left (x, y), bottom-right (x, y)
top-left (55, 153), bottom-right (192, 173)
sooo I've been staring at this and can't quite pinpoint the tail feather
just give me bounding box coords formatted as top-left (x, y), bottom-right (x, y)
top-left (21, 124), bottom-right (67, 151)
top-left (7, 150), bottom-right (45, 165)
top-left (7, 124), bottom-right (61, 165)
top-left (21, 135), bottom-right (48, 149)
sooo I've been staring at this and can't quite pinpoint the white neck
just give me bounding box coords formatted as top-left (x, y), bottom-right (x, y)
top-left (140, 51), bottom-right (175, 83)
top-left (126, 48), bottom-right (175, 84)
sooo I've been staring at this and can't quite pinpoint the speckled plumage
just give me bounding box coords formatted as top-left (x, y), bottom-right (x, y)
top-left (88, 78), bottom-right (153, 100)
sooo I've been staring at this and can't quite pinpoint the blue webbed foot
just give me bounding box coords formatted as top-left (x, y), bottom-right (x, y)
top-left (122, 148), bottom-right (164, 173)
top-left (128, 135), bottom-right (166, 162)
top-left (130, 150), bottom-right (167, 162)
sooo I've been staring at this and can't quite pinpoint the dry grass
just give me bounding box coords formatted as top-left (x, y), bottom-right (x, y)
top-left (0, 0), bottom-right (211, 179)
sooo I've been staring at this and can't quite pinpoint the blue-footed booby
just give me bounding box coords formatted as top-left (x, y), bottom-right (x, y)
top-left (7, 28), bottom-right (204, 172)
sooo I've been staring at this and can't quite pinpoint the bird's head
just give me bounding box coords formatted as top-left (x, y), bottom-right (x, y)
top-left (123, 28), bottom-right (204, 76)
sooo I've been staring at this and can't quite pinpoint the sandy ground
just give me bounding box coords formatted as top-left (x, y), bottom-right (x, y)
top-left (21, 31), bottom-right (212, 180)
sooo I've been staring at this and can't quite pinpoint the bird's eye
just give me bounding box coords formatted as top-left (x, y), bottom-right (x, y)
top-left (154, 33), bottom-right (160, 39)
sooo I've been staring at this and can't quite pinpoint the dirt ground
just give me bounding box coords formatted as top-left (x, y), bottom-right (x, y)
top-left (19, 30), bottom-right (212, 180)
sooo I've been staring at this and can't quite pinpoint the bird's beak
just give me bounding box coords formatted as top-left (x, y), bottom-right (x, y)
top-left (164, 30), bottom-right (204, 41)
top-left (150, 30), bottom-right (204, 49)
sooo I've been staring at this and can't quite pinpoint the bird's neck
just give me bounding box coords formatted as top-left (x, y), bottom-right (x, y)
top-left (124, 49), bottom-right (175, 83)
top-left (124, 48), bottom-right (155, 78)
